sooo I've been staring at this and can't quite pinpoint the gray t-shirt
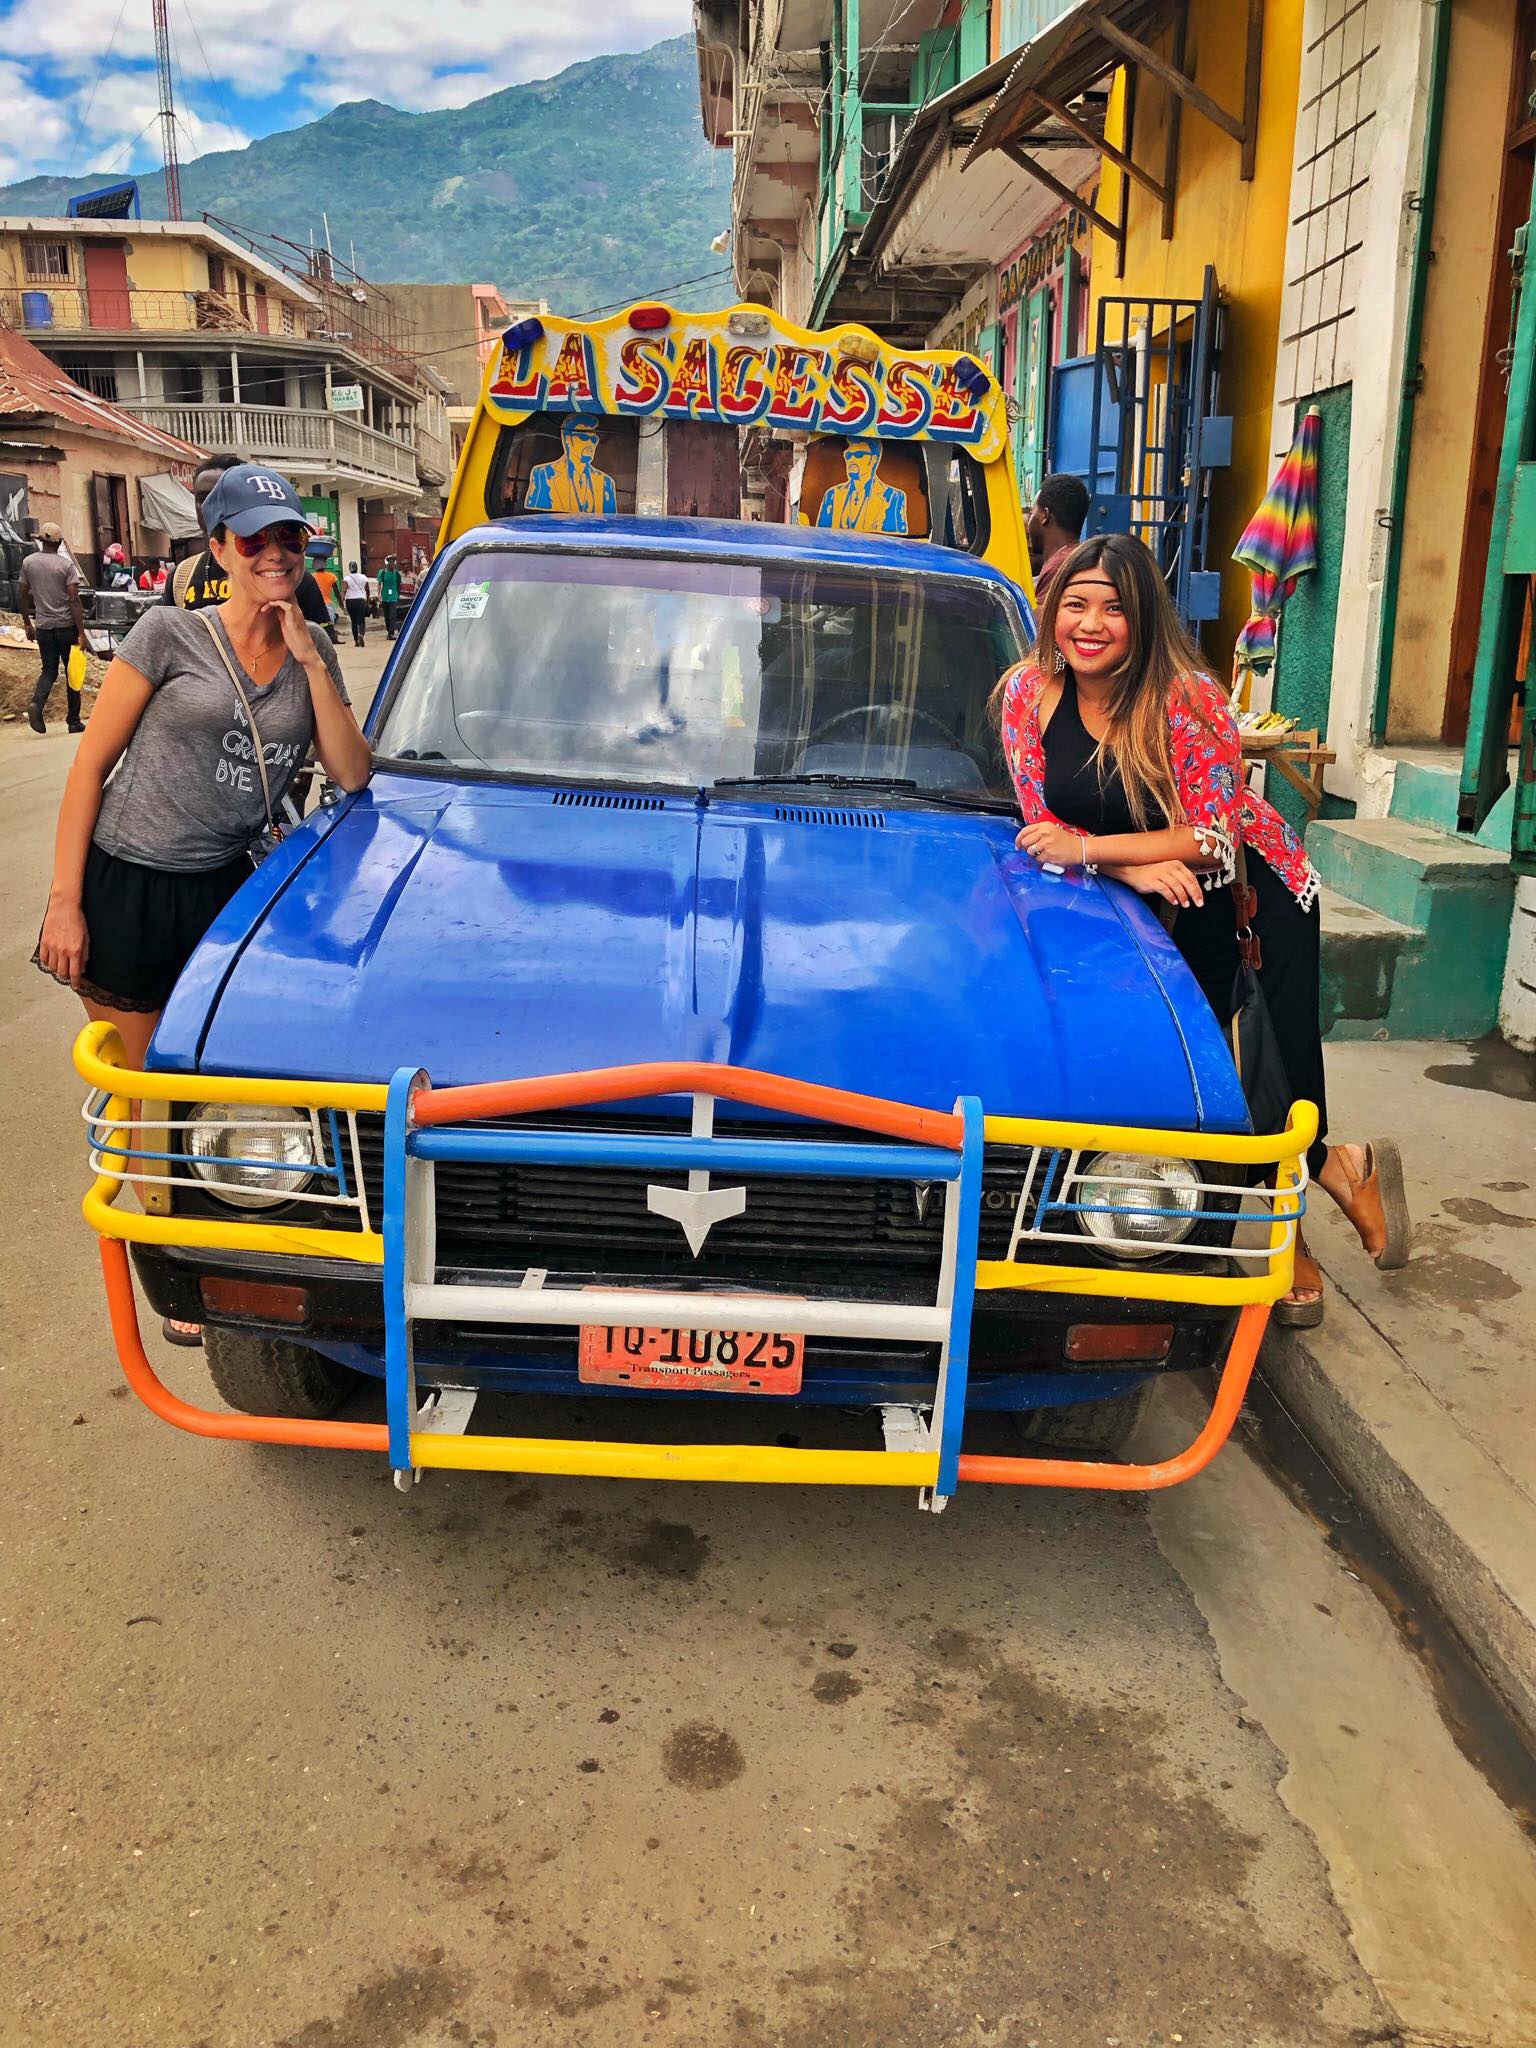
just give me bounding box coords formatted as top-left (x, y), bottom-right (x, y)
top-left (94, 608), bottom-right (352, 873)
top-left (18, 547), bottom-right (81, 628)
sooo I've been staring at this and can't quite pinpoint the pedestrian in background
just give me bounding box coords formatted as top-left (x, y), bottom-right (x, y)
top-left (342, 561), bottom-right (369, 646)
top-left (1025, 473), bottom-right (1091, 602)
top-left (17, 522), bottom-right (87, 734)
top-left (99, 543), bottom-right (134, 592)
top-left (310, 555), bottom-right (342, 644)
top-left (378, 553), bottom-right (401, 640)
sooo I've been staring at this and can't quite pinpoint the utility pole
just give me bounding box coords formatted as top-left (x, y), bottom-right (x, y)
top-left (151, 0), bottom-right (183, 220)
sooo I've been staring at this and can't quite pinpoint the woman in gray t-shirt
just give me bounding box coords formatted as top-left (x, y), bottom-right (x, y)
top-left (34, 462), bottom-right (372, 1068)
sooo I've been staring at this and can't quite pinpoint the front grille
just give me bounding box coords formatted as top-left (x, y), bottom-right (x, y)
top-left (354, 1113), bottom-right (1024, 1281)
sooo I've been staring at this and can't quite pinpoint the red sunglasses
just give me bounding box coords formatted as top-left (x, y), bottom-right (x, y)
top-left (231, 522), bottom-right (308, 558)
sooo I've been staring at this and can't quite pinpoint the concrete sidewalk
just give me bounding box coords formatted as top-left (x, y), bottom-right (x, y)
top-left (1261, 1035), bottom-right (1536, 1745)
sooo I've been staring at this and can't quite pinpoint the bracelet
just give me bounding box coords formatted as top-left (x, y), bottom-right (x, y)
top-left (1077, 832), bottom-right (1098, 874)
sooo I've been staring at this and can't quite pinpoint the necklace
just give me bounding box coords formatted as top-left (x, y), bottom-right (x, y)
top-left (223, 618), bottom-right (286, 686)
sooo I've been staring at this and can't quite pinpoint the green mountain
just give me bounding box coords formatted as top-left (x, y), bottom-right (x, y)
top-left (0, 36), bottom-right (729, 314)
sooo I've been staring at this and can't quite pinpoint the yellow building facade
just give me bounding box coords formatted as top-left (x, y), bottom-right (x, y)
top-left (1086, 0), bottom-right (1303, 667)
top-left (0, 219), bottom-right (314, 338)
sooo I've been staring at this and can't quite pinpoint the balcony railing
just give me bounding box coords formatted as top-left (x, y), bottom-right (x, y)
top-left (117, 401), bottom-right (418, 489)
top-left (0, 286), bottom-right (307, 340)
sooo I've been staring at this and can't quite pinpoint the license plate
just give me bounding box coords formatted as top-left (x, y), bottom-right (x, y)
top-left (577, 1320), bottom-right (804, 1394)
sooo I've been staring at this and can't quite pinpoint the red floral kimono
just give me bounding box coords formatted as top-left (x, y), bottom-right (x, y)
top-left (997, 661), bottom-right (1319, 910)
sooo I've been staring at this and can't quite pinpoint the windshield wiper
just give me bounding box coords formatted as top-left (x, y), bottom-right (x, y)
top-left (713, 772), bottom-right (1016, 814)
top-left (714, 772), bottom-right (919, 791)
top-left (916, 791), bottom-right (1020, 815)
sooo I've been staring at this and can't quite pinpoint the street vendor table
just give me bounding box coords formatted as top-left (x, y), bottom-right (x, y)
top-left (1241, 727), bottom-right (1337, 819)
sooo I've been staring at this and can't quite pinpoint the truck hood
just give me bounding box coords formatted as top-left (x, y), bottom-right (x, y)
top-left (157, 779), bottom-right (1246, 1129)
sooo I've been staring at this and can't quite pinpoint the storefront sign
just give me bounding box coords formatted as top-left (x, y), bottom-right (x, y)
top-left (929, 303), bottom-right (992, 359)
top-left (328, 383), bottom-right (364, 412)
top-left (997, 193), bottom-right (1097, 314)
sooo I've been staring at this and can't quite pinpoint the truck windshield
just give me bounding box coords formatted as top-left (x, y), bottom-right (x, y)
top-left (373, 549), bottom-right (1028, 801)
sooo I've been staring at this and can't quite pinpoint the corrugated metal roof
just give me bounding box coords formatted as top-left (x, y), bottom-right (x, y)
top-left (0, 325), bottom-right (206, 461)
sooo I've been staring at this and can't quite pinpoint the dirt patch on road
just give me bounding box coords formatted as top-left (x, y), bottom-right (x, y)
top-left (271, 1948), bottom-right (473, 2048)
top-left (662, 1721), bottom-right (746, 1791)
top-left (732, 1656), bottom-right (1359, 2048)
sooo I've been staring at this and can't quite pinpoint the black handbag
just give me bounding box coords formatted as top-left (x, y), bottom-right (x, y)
top-left (1227, 840), bottom-right (1293, 1137)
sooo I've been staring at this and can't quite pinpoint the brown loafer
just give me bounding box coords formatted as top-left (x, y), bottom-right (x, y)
top-left (1334, 1140), bottom-right (1412, 1270)
top-left (1273, 1245), bottom-right (1325, 1328)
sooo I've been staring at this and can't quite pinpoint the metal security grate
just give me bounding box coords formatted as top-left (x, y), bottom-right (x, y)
top-left (354, 1113), bottom-right (1022, 1280)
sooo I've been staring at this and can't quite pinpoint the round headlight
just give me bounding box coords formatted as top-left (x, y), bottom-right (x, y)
top-left (1075, 1152), bottom-right (1203, 1260)
top-left (186, 1102), bottom-right (318, 1209)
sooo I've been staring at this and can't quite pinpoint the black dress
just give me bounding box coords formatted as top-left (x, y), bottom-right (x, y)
top-left (1041, 676), bottom-right (1328, 1174)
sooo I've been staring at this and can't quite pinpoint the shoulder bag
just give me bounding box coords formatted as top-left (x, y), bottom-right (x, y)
top-left (1227, 836), bottom-right (1292, 1136)
top-left (198, 610), bottom-right (284, 864)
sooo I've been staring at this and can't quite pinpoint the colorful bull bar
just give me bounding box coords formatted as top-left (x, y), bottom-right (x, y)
top-left (76, 1022), bottom-right (1316, 1505)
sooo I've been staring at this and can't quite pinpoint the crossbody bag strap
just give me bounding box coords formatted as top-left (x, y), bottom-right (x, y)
top-left (198, 609), bottom-right (277, 834)
top-left (1229, 831), bottom-right (1261, 971)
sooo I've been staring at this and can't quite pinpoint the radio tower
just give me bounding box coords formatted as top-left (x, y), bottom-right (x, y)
top-left (151, 0), bottom-right (183, 220)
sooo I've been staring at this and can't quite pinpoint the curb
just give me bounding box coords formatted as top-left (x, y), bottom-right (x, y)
top-left (1260, 1291), bottom-right (1536, 1754)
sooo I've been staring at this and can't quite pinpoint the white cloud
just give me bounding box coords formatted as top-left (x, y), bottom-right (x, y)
top-left (0, 59), bottom-right (76, 181)
top-left (0, 0), bottom-right (691, 160)
top-left (74, 68), bottom-right (248, 171)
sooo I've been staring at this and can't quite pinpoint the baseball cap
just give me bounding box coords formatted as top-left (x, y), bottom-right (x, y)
top-left (201, 462), bottom-right (305, 537)
top-left (39, 521), bottom-right (63, 541)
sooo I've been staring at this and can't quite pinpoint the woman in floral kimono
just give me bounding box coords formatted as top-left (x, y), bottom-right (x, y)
top-left (995, 533), bottom-right (1410, 1325)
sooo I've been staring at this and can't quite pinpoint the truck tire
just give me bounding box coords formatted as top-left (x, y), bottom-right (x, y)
top-left (203, 1325), bottom-right (358, 1419)
top-left (1014, 1379), bottom-right (1155, 1458)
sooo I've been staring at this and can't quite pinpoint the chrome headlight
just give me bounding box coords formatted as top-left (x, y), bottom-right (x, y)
top-left (185, 1102), bottom-right (318, 1208)
top-left (1075, 1152), bottom-right (1203, 1260)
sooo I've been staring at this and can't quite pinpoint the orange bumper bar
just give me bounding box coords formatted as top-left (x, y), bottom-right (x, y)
top-left (415, 1059), bottom-right (964, 1147)
top-left (956, 1301), bottom-right (1269, 1490)
top-left (100, 1238), bottom-right (388, 1453)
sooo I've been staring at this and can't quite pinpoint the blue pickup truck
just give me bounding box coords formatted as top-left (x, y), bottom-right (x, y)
top-left (80, 511), bottom-right (1310, 1506)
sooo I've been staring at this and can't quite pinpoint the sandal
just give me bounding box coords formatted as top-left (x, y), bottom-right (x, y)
top-left (1273, 1241), bottom-right (1325, 1328)
top-left (1330, 1140), bottom-right (1413, 1270)
top-left (162, 1317), bottom-right (204, 1349)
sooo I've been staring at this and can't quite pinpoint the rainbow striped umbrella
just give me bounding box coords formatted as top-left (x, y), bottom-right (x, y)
top-left (1233, 404), bottom-right (1321, 676)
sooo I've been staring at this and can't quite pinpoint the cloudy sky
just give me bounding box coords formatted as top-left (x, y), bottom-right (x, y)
top-left (0, 0), bottom-right (693, 185)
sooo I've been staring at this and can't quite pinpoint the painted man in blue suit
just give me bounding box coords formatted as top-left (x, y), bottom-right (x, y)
top-left (526, 417), bottom-right (618, 515)
top-left (815, 437), bottom-right (908, 535)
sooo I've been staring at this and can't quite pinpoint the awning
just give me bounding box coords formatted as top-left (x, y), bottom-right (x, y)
top-left (967, 0), bottom-right (1264, 241)
top-left (137, 472), bottom-right (200, 540)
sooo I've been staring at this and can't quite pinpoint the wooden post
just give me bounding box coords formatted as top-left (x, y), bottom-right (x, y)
top-left (1241, 0), bottom-right (1265, 183)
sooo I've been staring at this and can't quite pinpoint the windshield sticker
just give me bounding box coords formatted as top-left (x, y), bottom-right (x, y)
top-left (448, 581), bottom-right (491, 620)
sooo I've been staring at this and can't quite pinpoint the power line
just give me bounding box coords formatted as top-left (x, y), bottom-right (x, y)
top-left (176, 0), bottom-right (246, 154)
top-left (573, 267), bottom-right (734, 320)
top-left (74, 0), bottom-right (131, 166)
top-left (96, 115), bottom-right (165, 178)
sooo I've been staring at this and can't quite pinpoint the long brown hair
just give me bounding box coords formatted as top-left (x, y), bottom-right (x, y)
top-left (1025, 532), bottom-right (1216, 829)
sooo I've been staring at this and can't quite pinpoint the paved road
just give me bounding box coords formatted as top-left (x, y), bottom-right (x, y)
top-left (4, 643), bottom-right (1534, 2048)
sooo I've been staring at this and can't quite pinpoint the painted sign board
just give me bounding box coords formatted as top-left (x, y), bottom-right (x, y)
top-left (328, 384), bottom-right (364, 413)
top-left (482, 307), bottom-right (1008, 463)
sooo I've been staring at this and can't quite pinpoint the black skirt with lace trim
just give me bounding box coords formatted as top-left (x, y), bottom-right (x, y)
top-left (33, 842), bottom-right (251, 1014)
